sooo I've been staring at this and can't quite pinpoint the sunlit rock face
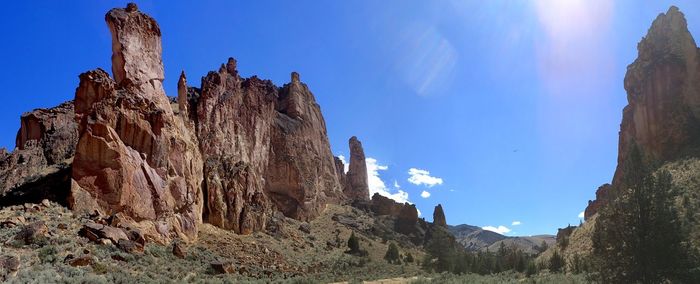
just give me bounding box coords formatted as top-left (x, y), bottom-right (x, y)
top-left (266, 72), bottom-right (344, 220)
top-left (0, 3), bottom-right (365, 239)
top-left (586, 6), bottom-right (700, 219)
top-left (344, 136), bottom-right (369, 202)
top-left (192, 62), bottom-right (344, 233)
top-left (0, 102), bottom-right (77, 206)
top-left (70, 4), bottom-right (203, 243)
top-left (193, 58), bottom-right (277, 234)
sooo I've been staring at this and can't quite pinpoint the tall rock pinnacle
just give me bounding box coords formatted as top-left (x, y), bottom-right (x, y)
top-left (106, 2), bottom-right (164, 87)
top-left (70, 3), bottom-right (203, 243)
top-left (615, 5), bottom-right (700, 184)
top-left (344, 136), bottom-right (370, 202)
top-left (433, 204), bottom-right (447, 227)
top-left (586, 6), bottom-right (700, 219)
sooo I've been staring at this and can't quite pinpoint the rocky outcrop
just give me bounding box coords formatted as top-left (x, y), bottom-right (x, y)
top-left (193, 58), bottom-right (277, 234)
top-left (368, 193), bottom-right (420, 235)
top-left (584, 183), bottom-right (611, 219)
top-left (69, 4), bottom-right (203, 243)
top-left (369, 193), bottom-right (403, 216)
top-left (586, 6), bottom-right (700, 219)
top-left (191, 60), bottom-right (343, 233)
top-left (334, 156), bottom-right (347, 187)
top-left (344, 136), bottom-right (369, 202)
top-left (0, 3), bottom-right (361, 240)
top-left (266, 72), bottom-right (343, 220)
top-left (0, 102), bottom-right (77, 206)
top-left (433, 204), bottom-right (447, 227)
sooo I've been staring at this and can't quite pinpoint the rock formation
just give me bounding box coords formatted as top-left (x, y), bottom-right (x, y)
top-left (265, 71), bottom-right (344, 220)
top-left (190, 60), bottom-right (344, 233)
top-left (0, 102), bottom-right (77, 206)
top-left (433, 204), bottom-right (447, 227)
top-left (584, 183), bottom-right (611, 220)
top-left (0, 3), bottom-right (365, 240)
top-left (192, 58), bottom-right (278, 234)
top-left (586, 6), bottom-right (700, 218)
top-left (344, 136), bottom-right (369, 202)
top-left (69, 4), bottom-right (203, 243)
top-left (368, 193), bottom-right (420, 236)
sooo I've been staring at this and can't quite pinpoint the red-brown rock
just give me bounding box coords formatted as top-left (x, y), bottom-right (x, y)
top-left (344, 137), bottom-right (369, 202)
top-left (266, 72), bottom-right (344, 220)
top-left (193, 59), bottom-right (277, 234)
top-left (69, 4), bottom-right (203, 243)
top-left (0, 102), bottom-right (77, 206)
top-left (586, 6), bottom-right (700, 218)
top-left (433, 204), bottom-right (447, 227)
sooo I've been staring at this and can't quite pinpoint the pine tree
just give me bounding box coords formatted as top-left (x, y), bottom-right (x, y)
top-left (549, 250), bottom-right (564, 273)
top-left (423, 227), bottom-right (458, 272)
top-left (384, 242), bottom-right (401, 264)
top-left (593, 145), bottom-right (699, 283)
top-left (347, 232), bottom-right (360, 255)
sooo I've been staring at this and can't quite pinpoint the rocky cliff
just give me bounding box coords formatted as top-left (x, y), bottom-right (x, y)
top-left (585, 6), bottom-right (700, 219)
top-left (0, 102), bottom-right (77, 206)
top-left (69, 4), bottom-right (204, 243)
top-left (0, 3), bottom-right (365, 242)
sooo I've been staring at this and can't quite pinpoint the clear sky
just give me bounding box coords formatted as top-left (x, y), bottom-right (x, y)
top-left (1, 1), bottom-right (699, 236)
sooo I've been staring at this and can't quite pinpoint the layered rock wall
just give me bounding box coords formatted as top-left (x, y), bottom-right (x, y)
top-left (586, 6), bottom-right (700, 219)
top-left (0, 3), bottom-right (367, 241)
top-left (0, 102), bottom-right (77, 205)
top-left (69, 4), bottom-right (203, 243)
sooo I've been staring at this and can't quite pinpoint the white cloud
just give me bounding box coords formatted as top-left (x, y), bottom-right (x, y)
top-left (420, 191), bottom-right (431, 198)
top-left (482, 225), bottom-right (511, 235)
top-left (417, 209), bottom-right (422, 217)
top-left (393, 180), bottom-right (401, 189)
top-left (578, 211), bottom-right (585, 219)
top-left (512, 221), bottom-right (522, 226)
top-left (366, 157), bottom-right (410, 204)
top-left (407, 168), bottom-right (443, 187)
top-left (336, 155), bottom-right (349, 173)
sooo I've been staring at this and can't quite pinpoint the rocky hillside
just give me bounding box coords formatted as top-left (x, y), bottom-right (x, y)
top-left (585, 6), bottom-right (700, 219)
top-left (549, 6), bottom-right (700, 272)
top-left (0, 3), bottom-right (374, 244)
top-left (448, 224), bottom-right (554, 255)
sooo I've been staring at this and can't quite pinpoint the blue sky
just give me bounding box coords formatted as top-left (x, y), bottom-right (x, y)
top-left (1, 1), bottom-right (699, 236)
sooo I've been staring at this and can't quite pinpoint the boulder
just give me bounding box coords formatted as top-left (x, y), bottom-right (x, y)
top-left (210, 260), bottom-right (236, 274)
top-left (79, 221), bottom-right (129, 244)
top-left (68, 255), bottom-right (95, 267)
top-left (172, 241), bottom-right (186, 259)
top-left (14, 221), bottom-right (48, 245)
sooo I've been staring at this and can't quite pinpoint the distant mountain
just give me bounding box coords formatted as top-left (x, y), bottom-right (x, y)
top-left (448, 224), bottom-right (555, 254)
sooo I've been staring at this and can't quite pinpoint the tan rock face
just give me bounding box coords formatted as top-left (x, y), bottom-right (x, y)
top-left (70, 4), bottom-right (203, 243)
top-left (586, 6), bottom-right (700, 219)
top-left (584, 183), bottom-right (611, 219)
top-left (266, 72), bottom-right (343, 220)
top-left (106, 3), bottom-right (164, 87)
top-left (0, 102), bottom-right (77, 205)
top-left (0, 3), bottom-right (362, 239)
top-left (192, 61), bottom-right (343, 232)
top-left (193, 59), bottom-right (277, 234)
top-left (344, 136), bottom-right (369, 202)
